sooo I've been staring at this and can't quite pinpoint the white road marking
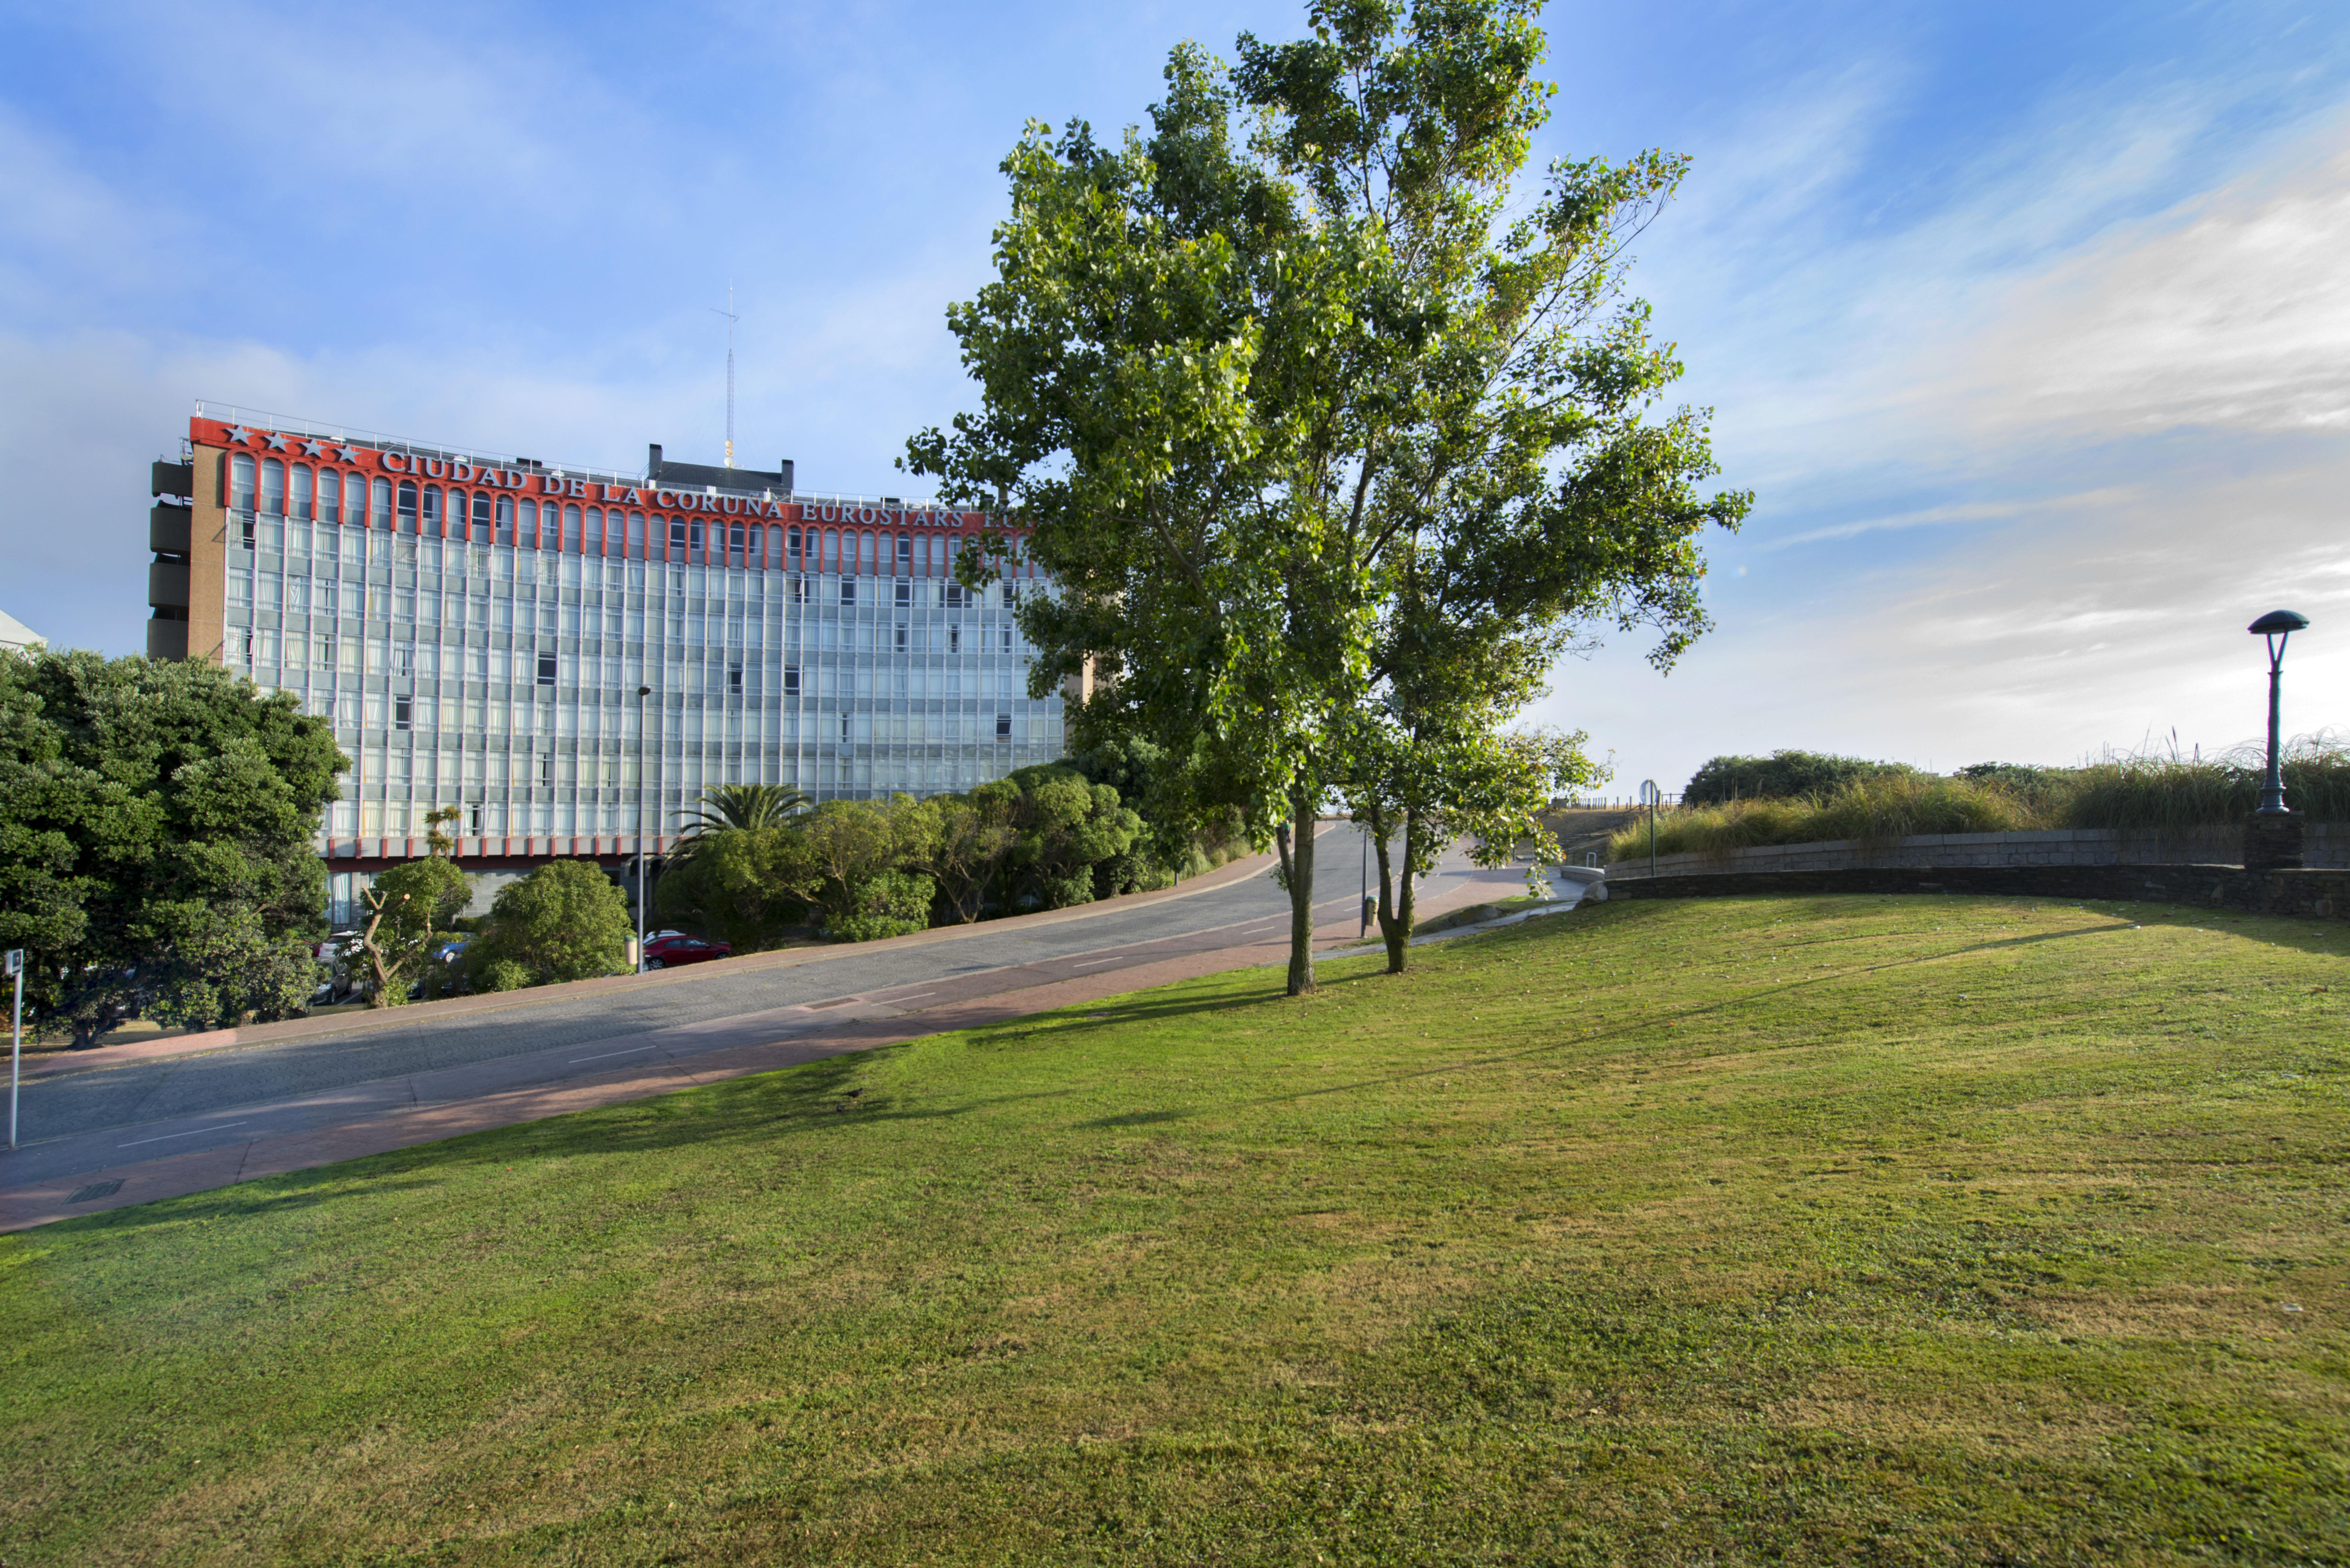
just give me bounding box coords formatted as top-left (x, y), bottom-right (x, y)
top-left (569, 1044), bottom-right (658, 1064)
top-left (1072, 957), bottom-right (1124, 968)
top-left (887, 991), bottom-right (936, 1002)
top-left (120, 1121), bottom-right (248, 1148)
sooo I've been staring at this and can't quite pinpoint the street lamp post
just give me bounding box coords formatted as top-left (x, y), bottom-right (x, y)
top-left (2245, 610), bottom-right (2310, 874)
top-left (2249, 610), bottom-right (2309, 815)
top-left (1640, 780), bottom-right (1661, 878)
top-left (635, 683), bottom-right (652, 972)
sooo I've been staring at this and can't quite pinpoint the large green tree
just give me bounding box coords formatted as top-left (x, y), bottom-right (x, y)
top-left (0, 648), bottom-right (345, 1042)
top-left (908, 0), bottom-right (1745, 995)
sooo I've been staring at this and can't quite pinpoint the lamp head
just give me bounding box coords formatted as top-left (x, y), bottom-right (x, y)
top-left (2248, 610), bottom-right (2310, 635)
top-left (637, 685), bottom-right (652, 697)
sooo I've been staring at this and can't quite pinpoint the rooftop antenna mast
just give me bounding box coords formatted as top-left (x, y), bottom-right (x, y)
top-left (709, 283), bottom-right (739, 468)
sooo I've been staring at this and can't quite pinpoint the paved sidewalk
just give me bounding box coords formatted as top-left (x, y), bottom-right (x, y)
top-left (0, 852), bottom-right (1535, 1232)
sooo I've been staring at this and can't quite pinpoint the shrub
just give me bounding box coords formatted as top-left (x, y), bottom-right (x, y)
top-left (1683, 750), bottom-right (1917, 805)
top-left (476, 859), bottom-right (632, 984)
top-left (827, 868), bottom-right (936, 943)
top-left (1611, 774), bottom-right (2043, 862)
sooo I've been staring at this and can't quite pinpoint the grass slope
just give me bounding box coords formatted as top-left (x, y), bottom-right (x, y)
top-left (3, 895), bottom-right (2346, 1566)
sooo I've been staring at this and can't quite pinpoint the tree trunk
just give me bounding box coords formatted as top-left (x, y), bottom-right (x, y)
top-left (1394, 808), bottom-right (1421, 969)
top-left (1285, 787), bottom-right (1317, 996)
top-left (1369, 804), bottom-right (1407, 974)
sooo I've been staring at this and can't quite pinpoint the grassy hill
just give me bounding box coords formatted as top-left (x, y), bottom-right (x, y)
top-left (3, 894), bottom-right (2345, 1565)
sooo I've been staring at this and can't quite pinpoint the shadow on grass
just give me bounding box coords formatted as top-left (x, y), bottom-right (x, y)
top-left (22, 976), bottom-right (1309, 1239)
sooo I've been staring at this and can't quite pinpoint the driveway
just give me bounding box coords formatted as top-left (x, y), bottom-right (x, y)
top-left (1, 824), bottom-right (1530, 1228)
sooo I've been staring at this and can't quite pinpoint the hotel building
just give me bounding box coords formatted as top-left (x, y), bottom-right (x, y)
top-left (146, 404), bottom-right (1064, 920)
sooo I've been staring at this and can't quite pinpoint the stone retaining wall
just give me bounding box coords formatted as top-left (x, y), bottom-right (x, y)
top-left (1599, 863), bottom-right (2350, 920)
top-left (1606, 824), bottom-right (2347, 880)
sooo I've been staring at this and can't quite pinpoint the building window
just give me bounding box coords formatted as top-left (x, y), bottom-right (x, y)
top-left (291, 464), bottom-right (313, 521)
top-left (1003, 582), bottom-right (1017, 607)
top-left (393, 644), bottom-right (413, 677)
top-left (948, 625), bottom-right (960, 653)
top-left (996, 712), bottom-right (1012, 740)
top-left (840, 578), bottom-right (856, 606)
top-left (784, 665), bottom-right (800, 696)
top-left (823, 529), bottom-right (839, 571)
top-left (370, 476), bottom-right (391, 526)
top-left (230, 453), bottom-right (256, 512)
top-left (628, 510), bottom-right (645, 559)
top-left (537, 652), bottom-right (557, 686)
top-left (317, 468), bottom-right (339, 524)
top-left (840, 713), bottom-right (851, 743)
top-left (669, 517), bottom-right (688, 555)
top-left (894, 581), bottom-right (912, 608)
top-left (895, 625), bottom-right (908, 652)
top-left (563, 504), bottom-right (581, 551)
top-left (397, 481), bottom-right (419, 528)
top-left (496, 494), bottom-right (514, 544)
top-left (1002, 626), bottom-right (1013, 652)
top-left (422, 485), bottom-right (443, 531)
top-left (791, 577), bottom-right (808, 605)
top-left (728, 661), bottom-right (743, 693)
top-left (471, 490), bottom-right (493, 536)
top-left (945, 583), bottom-right (966, 610)
top-left (394, 696), bottom-right (412, 732)
top-left (896, 533), bottom-right (912, 569)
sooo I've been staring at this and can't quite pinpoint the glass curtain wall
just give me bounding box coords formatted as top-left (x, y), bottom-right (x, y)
top-left (217, 457), bottom-right (1068, 887)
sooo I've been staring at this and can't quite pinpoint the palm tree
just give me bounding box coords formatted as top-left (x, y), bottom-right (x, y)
top-left (672, 784), bottom-right (812, 856)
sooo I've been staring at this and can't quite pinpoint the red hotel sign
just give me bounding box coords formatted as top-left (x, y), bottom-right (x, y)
top-left (192, 416), bottom-right (994, 531)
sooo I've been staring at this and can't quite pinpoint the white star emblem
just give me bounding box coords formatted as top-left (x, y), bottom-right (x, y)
top-left (336, 445), bottom-right (361, 462)
top-left (299, 439), bottom-right (323, 456)
top-left (264, 431), bottom-right (289, 450)
top-left (224, 425), bottom-right (254, 444)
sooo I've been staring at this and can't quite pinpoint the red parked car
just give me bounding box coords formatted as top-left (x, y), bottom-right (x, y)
top-left (642, 934), bottom-right (732, 969)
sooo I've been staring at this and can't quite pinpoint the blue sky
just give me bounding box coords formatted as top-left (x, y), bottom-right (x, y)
top-left (3, 0), bottom-right (2345, 791)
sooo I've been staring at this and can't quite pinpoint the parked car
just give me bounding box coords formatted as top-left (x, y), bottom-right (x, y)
top-left (642, 934), bottom-right (731, 969)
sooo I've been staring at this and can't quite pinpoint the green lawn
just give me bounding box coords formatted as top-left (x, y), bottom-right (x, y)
top-left (3, 895), bottom-right (2345, 1565)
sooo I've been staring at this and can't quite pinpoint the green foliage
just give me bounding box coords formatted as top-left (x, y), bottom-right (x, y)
top-left (143, 903), bottom-right (320, 1032)
top-left (0, 647), bottom-right (345, 1042)
top-left (466, 956), bottom-right (530, 994)
top-left (783, 796), bottom-right (942, 942)
top-left (671, 783), bottom-right (812, 872)
top-left (909, 1), bottom-right (1744, 995)
top-left (1003, 765), bottom-right (1144, 908)
top-left (2066, 738), bottom-right (2350, 831)
top-left (1611, 773), bottom-right (2037, 861)
top-left (353, 856), bottom-right (472, 1008)
top-left (825, 868), bottom-right (938, 944)
top-left (475, 860), bottom-right (632, 984)
top-left (1642, 736), bottom-right (2350, 859)
top-left (653, 826), bottom-right (809, 952)
top-left (1684, 749), bottom-right (1918, 805)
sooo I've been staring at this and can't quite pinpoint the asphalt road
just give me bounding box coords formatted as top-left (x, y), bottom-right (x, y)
top-left (2, 825), bottom-right (1509, 1189)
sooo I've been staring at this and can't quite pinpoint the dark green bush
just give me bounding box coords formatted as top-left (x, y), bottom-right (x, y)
top-left (1683, 750), bottom-right (1918, 804)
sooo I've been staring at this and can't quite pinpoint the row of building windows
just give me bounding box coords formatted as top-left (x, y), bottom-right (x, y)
top-left (227, 454), bottom-right (1042, 578)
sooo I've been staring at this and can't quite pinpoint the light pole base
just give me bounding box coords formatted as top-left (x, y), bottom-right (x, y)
top-left (2243, 813), bottom-right (2304, 873)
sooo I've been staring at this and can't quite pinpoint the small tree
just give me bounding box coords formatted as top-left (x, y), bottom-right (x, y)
top-left (784, 796), bottom-right (941, 941)
top-left (653, 826), bottom-right (810, 952)
top-left (923, 787), bottom-right (1021, 923)
top-left (355, 856), bottom-right (471, 1008)
top-left (1003, 766), bottom-right (1142, 910)
top-left (479, 859), bottom-right (633, 984)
